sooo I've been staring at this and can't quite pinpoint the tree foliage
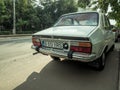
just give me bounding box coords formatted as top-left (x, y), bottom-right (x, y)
top-left (38, 0), bottom-right (77, 29)
top-left (0, 0), bottom-right (78, 33)
top-left (91, 0), bottom-right (120, 27)
top-left (0, 0), bottom-right (12, 30)
top-left (108, 0), bottom-right (120, 27)
top-left (78, 0), bottom-right (90, 8)
top-left (1, 0), bottom-right (119, 34)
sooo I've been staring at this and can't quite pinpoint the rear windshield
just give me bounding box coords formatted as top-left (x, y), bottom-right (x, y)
top-left (54, 12), bottom-right (99, 26)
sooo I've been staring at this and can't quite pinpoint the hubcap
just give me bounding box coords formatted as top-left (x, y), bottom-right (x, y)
top-left (102, 53), bottom-right (105, 66)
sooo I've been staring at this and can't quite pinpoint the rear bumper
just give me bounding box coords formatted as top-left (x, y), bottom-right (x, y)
top-left (31, 45), bottom-right (96, 62)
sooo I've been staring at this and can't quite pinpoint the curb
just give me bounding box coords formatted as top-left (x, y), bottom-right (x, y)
top-left (119, 49), bottom-right (120, 90)
top-left (0, 34), bottom-right (32, 38)
top-left (117, 37), bottom-right (120, 90)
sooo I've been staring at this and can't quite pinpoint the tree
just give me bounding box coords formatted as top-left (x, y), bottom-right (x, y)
top-left (0, 0), bottom-right (13, 30)
top-left (0, 0), bottom-right (6, 30)
top-left (90, 0), bottom-right (109, 13)
top-left (78, 0), bottom-right (90, 9)
top-left (91, 0), bottom-right (120, 27)
top-left (108, 0), bottom-right (120, 27)
top-left (0, 0), bottom-right (78, 34)
top-left (37, 0), bottom-right (77, 29)
top-left (15, 0), bottom-right (39, 31)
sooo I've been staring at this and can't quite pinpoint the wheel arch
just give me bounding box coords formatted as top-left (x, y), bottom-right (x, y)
top-left (99, 45), bottom-right (108, 58)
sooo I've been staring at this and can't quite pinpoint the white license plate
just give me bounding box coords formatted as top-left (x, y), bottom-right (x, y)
top-left (54, 41), bottom-right (63, 49)
top-left (42, 40), bottom-right (63, 49)
top-left (43, 41), bottom-right (53, 47)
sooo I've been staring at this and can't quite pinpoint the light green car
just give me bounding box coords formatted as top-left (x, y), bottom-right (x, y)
top-left (32, 11), bottom-right (115, 70)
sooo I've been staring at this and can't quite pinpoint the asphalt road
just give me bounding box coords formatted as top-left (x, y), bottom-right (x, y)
top-left (0, 36), bottom-right (120, 90)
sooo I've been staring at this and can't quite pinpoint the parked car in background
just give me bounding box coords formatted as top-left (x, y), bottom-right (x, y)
top-left (32, 11), bottom-right (115, 71)
top-left (111, 25), bottom-right (119, 42)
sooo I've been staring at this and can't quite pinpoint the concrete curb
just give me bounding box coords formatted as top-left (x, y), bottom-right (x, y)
top-left (0, 34), bottom-right (32, 38)
top-left (118, 49), bottom-right (120, 90)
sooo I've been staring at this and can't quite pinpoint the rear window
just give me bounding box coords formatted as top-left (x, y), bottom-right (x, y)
top-left (54, 12), bottom-right (99, 26)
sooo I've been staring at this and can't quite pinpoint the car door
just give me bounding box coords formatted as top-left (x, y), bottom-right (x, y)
top-left (103, 15), bottom-right (115, 50)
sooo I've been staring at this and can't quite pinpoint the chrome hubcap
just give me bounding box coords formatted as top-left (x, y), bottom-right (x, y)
top-left (102, 53), bottom-right (105, 66)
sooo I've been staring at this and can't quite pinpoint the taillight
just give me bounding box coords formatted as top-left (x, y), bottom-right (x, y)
top-left (70, 42), bottom-right (92, 54)
top-left (32, 37), bottom-right (41, 47)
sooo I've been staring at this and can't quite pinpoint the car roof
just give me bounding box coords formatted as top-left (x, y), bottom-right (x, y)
top-left (61, 11), bottom-right (102, 17)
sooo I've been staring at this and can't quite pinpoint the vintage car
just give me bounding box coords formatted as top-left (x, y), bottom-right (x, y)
top-left (32, 11), bottom-right (115, 70)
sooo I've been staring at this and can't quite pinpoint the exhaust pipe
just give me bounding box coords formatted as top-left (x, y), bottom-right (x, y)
top-left (32, 45), bottom-right (40, 55)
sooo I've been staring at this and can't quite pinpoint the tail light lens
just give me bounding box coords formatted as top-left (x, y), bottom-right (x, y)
top-left (70, 42), bottom-right (92, 54)
top-left (32, 37), bottom-right (41, 47)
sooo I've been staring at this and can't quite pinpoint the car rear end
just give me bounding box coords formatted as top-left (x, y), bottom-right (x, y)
top-left (31, 11), bottom-right (99, 62)
top-left (32, 35), bottom-right (96, 62)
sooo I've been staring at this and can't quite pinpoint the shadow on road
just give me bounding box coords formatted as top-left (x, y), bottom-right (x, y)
top-left (14, 51), bottom-right (119, 90)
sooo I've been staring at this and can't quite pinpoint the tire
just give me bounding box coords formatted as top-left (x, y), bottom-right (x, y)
top-left (95, 52), bottom-right (106, 71)
top-left (110, 44), bottom-right (115, 52)
top-left (115, 37), bottom-right (118, 42)
top-left (51, 56), bottom-right (60, 61)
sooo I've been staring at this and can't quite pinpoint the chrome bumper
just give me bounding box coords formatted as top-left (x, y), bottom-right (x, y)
top-left (31, 45), bottom-right (96, 62)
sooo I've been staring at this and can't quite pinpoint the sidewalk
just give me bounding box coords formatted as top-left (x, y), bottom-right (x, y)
top-left (0, 34), bottom-right (32, 42)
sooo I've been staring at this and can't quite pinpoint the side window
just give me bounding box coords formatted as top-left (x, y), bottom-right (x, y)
top-left (73, 20), bottom-right (79, 25)
top-left (58, 18), bottom-right (73, 26)
top-left (104, 15), bottom-right (110, 29)
top-left (64, 18), bottom-right (73, 25)
top-left (106, 16), bottom-right (110, 27)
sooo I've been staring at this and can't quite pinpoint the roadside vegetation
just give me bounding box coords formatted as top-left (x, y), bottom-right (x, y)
top-left (0, 0), bottom-right (119, 35)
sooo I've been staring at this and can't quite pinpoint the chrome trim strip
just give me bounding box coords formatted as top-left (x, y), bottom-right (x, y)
top-left (32, 35), bottom-right (90, 41)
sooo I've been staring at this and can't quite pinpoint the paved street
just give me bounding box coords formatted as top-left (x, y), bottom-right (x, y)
top-left (0, 36), bottom-right (120, 90)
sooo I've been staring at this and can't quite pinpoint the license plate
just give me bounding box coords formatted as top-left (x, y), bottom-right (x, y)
top-left (42, 41), bottom-right (53, 47)
top-left (54, 41), bottom-right (63, 49)
top-left (42, 40), bottom-right (53, 47)
top-left (42, 40), bottom-right (63, 49)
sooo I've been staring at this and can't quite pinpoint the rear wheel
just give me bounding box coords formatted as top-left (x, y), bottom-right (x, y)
top-left (50, 56), bottom-right (60, 61)
top-left (115, 38), bottom-right (118, 42)
top-left (95, 52), bottom-right (106, 71)
top-left (110, 44), bottom-right (115, 51)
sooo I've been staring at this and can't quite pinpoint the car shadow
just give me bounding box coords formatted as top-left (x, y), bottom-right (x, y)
top-left (14, 50), bottom-right (119, 90)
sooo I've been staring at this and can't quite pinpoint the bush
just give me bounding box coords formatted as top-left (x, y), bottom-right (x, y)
top-left (0, 31), bottom-right (12, 35)
top-left (16, 30), bottom-right (39, 34)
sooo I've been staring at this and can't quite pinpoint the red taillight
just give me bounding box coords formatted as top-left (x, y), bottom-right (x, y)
top-left (70, 42), bottom-right (92, 53)
top-left (32, 37), bottom-right (41, 47)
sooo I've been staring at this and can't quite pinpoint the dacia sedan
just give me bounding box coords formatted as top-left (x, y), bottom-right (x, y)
top-left (32, 11), bottom-right (115, 70)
